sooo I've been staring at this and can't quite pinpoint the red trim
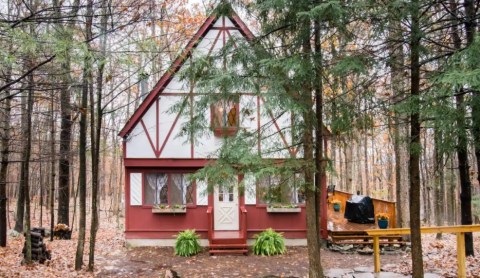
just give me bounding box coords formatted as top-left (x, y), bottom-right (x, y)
top-left (156, 99), bottom-right (159, 151)
top-left (118, 15), bottom-right (217, 137)
top-left (225, 29), bottom-right (238, 48)
top-left (125, 159), bottom-right (212, 168)
top-left (211, 27), bottom-right (240, 30)
top-left (208, 27), bottom-right (222, 56)
top-left (230, 14), bottom-right (255, 41)
top-left (140, 119), bottom-right (159, 158)
top-left (118, 12), bottom-right (256, 138)
top-left (126, 229), bottom-right (208, 233)
top-left (162, 92), bottom-right (258, 96)
top-left (125, 167), bottom-right (129, 230)
top-left (158, 100), bottom-right (187, 157)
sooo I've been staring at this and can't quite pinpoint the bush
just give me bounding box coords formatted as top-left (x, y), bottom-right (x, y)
top-left (253, 228), bottom-right (286, 256)
top-left (174, 229), bottom-right (202, 256)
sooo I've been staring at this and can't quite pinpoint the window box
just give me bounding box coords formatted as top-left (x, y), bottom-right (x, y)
top-left (211, 101), bottom-right (239, 137)
top-left (213, 127), bottom-right (239, 137)
top-left (267, 205), bottom-right (301, 213)
top-left (152, 205), bottom-right (187, 214)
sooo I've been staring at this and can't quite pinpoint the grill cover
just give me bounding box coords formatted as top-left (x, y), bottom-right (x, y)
top-left (344, 195), bottom-right (375, 224)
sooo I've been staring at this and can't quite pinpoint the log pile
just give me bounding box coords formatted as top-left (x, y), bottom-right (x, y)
top-left (22, 230), bottom-right (51, 264)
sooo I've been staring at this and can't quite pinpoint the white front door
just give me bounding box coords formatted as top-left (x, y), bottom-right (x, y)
top-left (214, 185), bottom-right (239, 230)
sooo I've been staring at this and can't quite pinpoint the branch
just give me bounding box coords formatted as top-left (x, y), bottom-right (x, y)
top-left (0, 55), bottom-right (55, 97)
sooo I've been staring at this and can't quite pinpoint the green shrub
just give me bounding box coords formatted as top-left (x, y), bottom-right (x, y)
top-left (253, 228), bottom-right (286, 256)
top-left (174, 229), bottom-right (202, 256)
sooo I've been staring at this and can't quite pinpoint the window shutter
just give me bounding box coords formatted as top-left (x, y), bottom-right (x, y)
top-left (130, 173), bottom-right (142, 206)
top-left (244, 173), bottom-right (256, 205)
top-left (196, 180), bottom-right (208, 206)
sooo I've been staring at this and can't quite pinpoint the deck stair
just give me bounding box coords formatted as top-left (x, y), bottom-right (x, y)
top-left (328, 230), bottom-right (407, 246)
top-left (208, 231), bottom-right (248, 255)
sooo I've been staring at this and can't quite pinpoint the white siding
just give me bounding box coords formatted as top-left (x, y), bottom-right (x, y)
top-left (240, 95), bottom-right (257, 132)
top-left (193, 96), bottom-right (222, 158)
top-left (229, 30), bottom-right (246, 42)
top-left (196, 180), bottom-right (208, 205)
top-left (158, 95), bottom-right (181, 153)
top-left (212, 17), bottom-right (223, 27)
top-left (163, 76), bottom-right (191, 93)
top-left (142, 102), bottom-right (157, 148)
top-left (130, 173), bottom-right (142, 206)
top-left (126, 124), bottom-right (156, 158)
top-left (224, 17), bottom-right (235, 27)
top-left (194, 29), bottom-right (220, 56)
top-left (161, 108), bottom-right (191, 158)
top-left (243, 173), bottom-right (256, 205)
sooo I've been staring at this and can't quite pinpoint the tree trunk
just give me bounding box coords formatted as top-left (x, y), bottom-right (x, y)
top-left (88, 0), bottom-right (108, 270)
top-left (409, 0), bottom-right (424, 276)
top-left (75, 0), bottom-right (93, 268)
top-left (434, 127), bottom-right (445, 239)
top-left (14, 90), bottom-right (27, 233)
top-left (23, 59), bottom-right (35, 264)
top-left (463, 0), bottom-right (477, 257)
top-left (49, 90), bottom-right (55, 242)
top-left (302, 15), bottom-right (323, 278)
top-left (0, 67), bottom-right (11, 247)
top-left (54, 0), bottom-right (80, 227)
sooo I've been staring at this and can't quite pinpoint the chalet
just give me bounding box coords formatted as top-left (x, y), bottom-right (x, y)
top-left (119, 6), bottom-right (396, 253)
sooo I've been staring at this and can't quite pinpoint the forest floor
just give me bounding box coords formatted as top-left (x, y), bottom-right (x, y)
top-left (1, 206), bottom-right (480, 277)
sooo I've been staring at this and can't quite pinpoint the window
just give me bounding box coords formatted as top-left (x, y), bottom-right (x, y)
top-left (211, 100), bottom-right (239, 136)
top-left (144, 173), bottom-right (194, 206)
top-left (257, 173), bottom-right (305, 204)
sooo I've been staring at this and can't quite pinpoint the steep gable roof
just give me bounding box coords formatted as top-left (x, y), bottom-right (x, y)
top-left (119, 6), bottom-right (254, 138)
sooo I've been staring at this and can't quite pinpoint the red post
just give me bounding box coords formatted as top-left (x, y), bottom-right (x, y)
top-left (206, 206), bottom-right (213, 242)
top-left (240, 206), bottom-right (247, 239)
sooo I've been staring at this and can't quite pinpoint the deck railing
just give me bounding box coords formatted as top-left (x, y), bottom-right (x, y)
top-left (365, 224), bottom-right (480, 278)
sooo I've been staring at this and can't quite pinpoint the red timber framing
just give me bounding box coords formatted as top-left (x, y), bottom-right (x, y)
top-left (120, 5), bottom-right (331, 247)
top-left (118, 10), bottom-right (253, 139)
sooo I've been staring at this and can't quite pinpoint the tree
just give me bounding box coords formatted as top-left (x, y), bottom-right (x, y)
top-left (55, 0), bottom-right (81, 227)
top-left (461, 0), bottom-right (477, 257)
top-left (407, 0), bottom-right (424, 275)
top-left (0, 60), bottom-right (12, 247)
top-left (22, 60), bottom-right (34, 264)
top-left (88, 0), bottom-right (109, 270)
top-left (75, 0), bottom-right (93, 269)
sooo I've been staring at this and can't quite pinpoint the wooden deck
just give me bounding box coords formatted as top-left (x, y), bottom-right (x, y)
top-left (326, 191), bottom-right (405, 245)
top-left (327, 208), bottom-right (377, 232)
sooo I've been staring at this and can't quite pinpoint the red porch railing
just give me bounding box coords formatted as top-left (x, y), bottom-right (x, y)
top-left (206, 206), bottom-right (213, 242)
top-left (206, 205), bottom-right (247, 240)
top-left (240, 206), bottom-right (247, 239)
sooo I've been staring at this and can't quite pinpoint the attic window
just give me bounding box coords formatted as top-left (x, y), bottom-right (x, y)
top-left (211, 100), bottom-right (239, 137)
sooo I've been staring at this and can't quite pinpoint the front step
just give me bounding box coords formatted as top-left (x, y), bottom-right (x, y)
top-left (209, 249), bottom-right (248, 254)
top-left (208, 243), bottom-right (248, 255)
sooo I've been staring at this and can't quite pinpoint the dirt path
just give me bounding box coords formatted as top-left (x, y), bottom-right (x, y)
top-left (96, 246), bottom-right (406, 278)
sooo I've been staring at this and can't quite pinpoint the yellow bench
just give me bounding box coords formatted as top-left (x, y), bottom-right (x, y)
top-left (365, 224), bottom-right (480, 278)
